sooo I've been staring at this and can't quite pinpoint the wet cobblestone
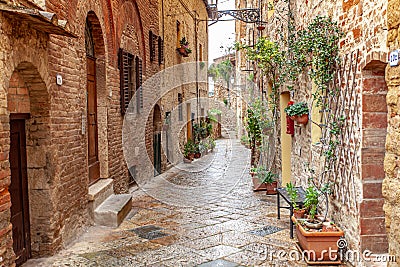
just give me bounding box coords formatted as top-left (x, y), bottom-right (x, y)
top-left (23, 139), bottom-right (315, 267)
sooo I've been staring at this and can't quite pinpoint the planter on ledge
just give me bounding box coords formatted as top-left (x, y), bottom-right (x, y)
top-left (292, 216), bottom-right (344, 262)
top-left (266, 181), bottom-right (278, 195)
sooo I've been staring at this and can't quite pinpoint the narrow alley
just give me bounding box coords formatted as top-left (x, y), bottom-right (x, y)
top-left (24, 138), bottom-right (300, 267)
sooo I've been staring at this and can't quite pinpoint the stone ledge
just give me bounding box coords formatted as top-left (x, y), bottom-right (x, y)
top-left (88, 179), bottom-right (114, 212)
top-left (94, 194), bottom-right (132, 227)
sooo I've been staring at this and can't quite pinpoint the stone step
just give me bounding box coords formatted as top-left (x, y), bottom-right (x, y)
top-left (88, 178), bottom-right (114, 211)
top-left (94, 194), bottom-right (132, 227)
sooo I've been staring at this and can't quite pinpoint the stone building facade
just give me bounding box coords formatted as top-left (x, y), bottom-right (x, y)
top-left (0, 0), bottom-right (209, 266)
top-left (235, 0), bottom-right (395, 265)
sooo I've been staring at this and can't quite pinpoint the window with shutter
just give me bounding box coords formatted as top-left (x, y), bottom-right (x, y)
top-left (158, 36), bottom-right (164, 65)
top-left (178, 93), bottom-right (183, 121)
top-left (119, 49), bottom-right (133, 115)
top-left (135, 57), bottom-right (143, 112)
top-left (149, 31), bottom-right (155, 62)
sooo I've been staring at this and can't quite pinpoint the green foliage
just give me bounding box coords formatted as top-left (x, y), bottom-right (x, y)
top-left (304, 185), bottom-right (319, 220)
top-left (183, 140), bottom-right (195, 157)
top-left (286, 182), bottom-right (299, 210)
top-left (199, 61), bottom-right (206, 69)
top-left (240, 135), bottom-right (250, 145)
top-left (236, 38), bottom-right (284, 109)
top-left (179, 37), bottom-right (192, 54)
top-left (208, 59), bottom-right (233, 84)
top-left (208, 108), bottom-right (221, 122)
top-left (257, 167), bottom-right (277, 184)
top-left (223, 98), bottom-right (228, 106)
top-left (289, 16), bottom-right (342, 106)
top-left (284, 102), bottom-right (309, 116)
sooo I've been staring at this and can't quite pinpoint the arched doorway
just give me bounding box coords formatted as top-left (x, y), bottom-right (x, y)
top-left (7, 63), bottom-right (51, 265)
top-left (85, 12), bottom-right (108, 184)
top-left (153, 105), bottom-right (162, 176)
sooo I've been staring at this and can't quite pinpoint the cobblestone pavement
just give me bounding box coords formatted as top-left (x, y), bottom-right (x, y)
top-left (24, 138), bottom-right (310, 267)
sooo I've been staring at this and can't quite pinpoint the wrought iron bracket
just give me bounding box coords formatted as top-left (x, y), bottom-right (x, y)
top-left (210, 8), bottom-right (260, 23)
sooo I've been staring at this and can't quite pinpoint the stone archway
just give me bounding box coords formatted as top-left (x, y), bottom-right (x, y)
top-left (360, 57), bottom-right (388, 253)
top-left (7, 62), bottom-right (52, 262)
top-left (85, 11), bottom-right (109, 183)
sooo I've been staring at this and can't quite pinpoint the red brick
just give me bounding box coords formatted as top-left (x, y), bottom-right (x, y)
top-left (361, 235), bottom-right (388, 253)
top-left (362, 77), bottom-right (388, 94)
top-left (361, 148), bottom-right (385, 165)
top-left (360, 217), bottom-right (386, 235)
top-left (363, 112), bottom-right (388, 128)
top-left (360, 199), bottom-right (385, 217)
top-left (362, 95), bottom-right (387, 112)
top-left (362, 182), bottom-right (383, 199)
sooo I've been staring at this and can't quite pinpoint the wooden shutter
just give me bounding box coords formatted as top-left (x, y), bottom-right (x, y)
top-left (158, 36), bottom-right (164, 65)
top-left (119, 48), bottom-right (132, 115)
top-left (149, 31), bottom-right (156, 62)
top-left (135, 57), bottom-right (143, 111)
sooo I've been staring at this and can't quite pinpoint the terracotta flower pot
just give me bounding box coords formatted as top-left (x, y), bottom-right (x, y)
top-left (194, 152), bottom-right (201, 158)
top-left (295, 114), bottom-right (309, 124)
top-left (252, 178), bottom-right (268, 191)
top-left (292, 216), bottom-right (344, 262)
top-left (293, 208), bottom-right (306, 219)
top-left (183, 157), bottom-right (192, 163)
top-left (177, 47), bottom-right (189, 57)
top-left (266, 181), bottom-right (278, 195)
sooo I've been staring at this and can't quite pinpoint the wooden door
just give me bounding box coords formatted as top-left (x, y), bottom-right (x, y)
top-left (10, 118), bottom-right (31, 266)
top-left (153, 133), bottom-right (161, 176)
top-left (87, 57), bottom-right (100, 184)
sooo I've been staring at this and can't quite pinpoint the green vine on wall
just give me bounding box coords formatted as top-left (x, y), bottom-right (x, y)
top-left (289, 16), bottom-right (343, 107)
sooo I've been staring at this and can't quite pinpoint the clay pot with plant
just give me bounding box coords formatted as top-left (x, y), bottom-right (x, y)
top-left (177, 37), bottom-right (192, 57)
top-left (286, 182), bottom-right (306, 218)
top-left (258, 169), bottom-right (278, 195)
top-left (292, 184), bottom-right (344, 262)
top-left (284, 102), bottom-right (309, 124)
top-left (183, 140), bottom-right (195, 162)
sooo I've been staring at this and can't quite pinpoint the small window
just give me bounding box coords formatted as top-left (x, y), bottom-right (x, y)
top-left (178, 93), bottom-right (183, 121)
top-left (158, 36), bottom-right (164, 65)
top-left (149, 31), bottom-right (157, 62)
top-left (176, 21), bottom-right (181, 48)
top-left (119, 49), bottom-right (143, 114)
top-left (199, 44), bottom-right (203, 62)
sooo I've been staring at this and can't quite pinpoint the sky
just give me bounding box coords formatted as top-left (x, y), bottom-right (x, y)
top-left (208, 0), bottom-right (236, 63)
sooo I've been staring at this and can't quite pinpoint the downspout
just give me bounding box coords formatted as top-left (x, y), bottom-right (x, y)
top-left (194, 11), bottom-right (200, 122)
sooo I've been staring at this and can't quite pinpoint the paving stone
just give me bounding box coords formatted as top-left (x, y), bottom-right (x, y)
top-left (248, 225), bottom-right (284, 237)
top-left (23, 139), bottom-right (308, 267)
top-left (198, 259), bottom-right (239, 267)
top-left (201, 245), bottom-right (242, 261)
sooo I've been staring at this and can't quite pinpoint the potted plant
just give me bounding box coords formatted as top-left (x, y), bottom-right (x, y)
top-left (193, 143), bottom-right (201, 159)
top-left (177, 37), bottom-right (192, 57)
top-left (284, 102), bottom-right (309, 124)
top-left (258, 169), bottom-right (278, 195)
top-left (209, 138), bottom-right (216, 152)
top-left (291, 184), bottom-right (344, 262)
top-left (286, 182), bottom-right (306, 218)
top-left (249, 166), bottom-right (257, 177)
top-left (252, 166), bottom-right (268, 191)
top-left (183, 140), bottom-right (195, 162)
top-left (199, 140), bottom-right (208, 155)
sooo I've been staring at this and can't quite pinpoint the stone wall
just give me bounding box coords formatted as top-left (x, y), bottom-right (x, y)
top-left (384, 0), bottom-right (400, 263)
top-left (236, 0), bottom-right (391, 263)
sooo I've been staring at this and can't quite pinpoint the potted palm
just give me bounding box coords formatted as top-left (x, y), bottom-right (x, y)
top-left (258, 169), bottom-right (278, 195)
top-left (284, 102), bottom-right (309, 124)
top-left (177, 37), bottom-right (192, 57)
